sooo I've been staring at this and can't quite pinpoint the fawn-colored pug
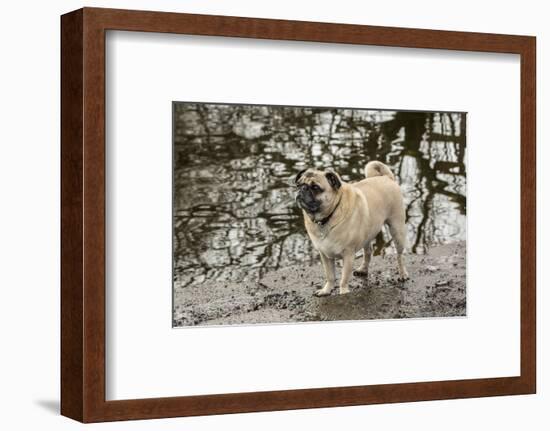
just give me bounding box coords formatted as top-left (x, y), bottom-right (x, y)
top-left (295, 161), bottom-right (409, 296)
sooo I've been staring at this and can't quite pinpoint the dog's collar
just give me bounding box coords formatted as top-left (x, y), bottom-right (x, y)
top-left (315, 196), bottom-right (342, 226)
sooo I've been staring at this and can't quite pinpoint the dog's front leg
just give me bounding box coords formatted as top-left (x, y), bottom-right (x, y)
top-left (339, 250), bottom-right (354, 294)
top-left (315, 252), bottom-right (335, 296)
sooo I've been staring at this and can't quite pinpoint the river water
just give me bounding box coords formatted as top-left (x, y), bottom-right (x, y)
top-left (173, 103), bottom-right (466, 288)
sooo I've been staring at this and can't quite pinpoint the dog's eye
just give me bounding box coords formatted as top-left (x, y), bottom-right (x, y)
top-left (311, 184), bottom-right (322, 193)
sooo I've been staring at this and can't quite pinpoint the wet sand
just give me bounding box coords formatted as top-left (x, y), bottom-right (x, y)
top-left (173, 241), bottom-right (466, 327)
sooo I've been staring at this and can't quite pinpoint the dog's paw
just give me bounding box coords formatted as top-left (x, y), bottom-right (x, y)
top-left (314, 289), bottom-right (332, 297)
top-left (339, 287), bottom-right (351, 295)
top-left (353, 270), bottom-right (368, 277)
top-left (397, 274), bottom-right (410, 282)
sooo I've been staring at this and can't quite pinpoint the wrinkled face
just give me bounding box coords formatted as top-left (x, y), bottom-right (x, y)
top-left (295, 168), bottom-right (341, 215)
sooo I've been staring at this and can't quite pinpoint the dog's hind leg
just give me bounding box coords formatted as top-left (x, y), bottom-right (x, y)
top-left (353, 242), bottom-right (372, 277)
top-left (388, 220), bottom-right (409, 281)
top-left (315, 252), bottom-right (336, 296)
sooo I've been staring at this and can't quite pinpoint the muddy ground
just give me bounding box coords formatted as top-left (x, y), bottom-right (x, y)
top-left (173, 241), bottom-right (466, 327)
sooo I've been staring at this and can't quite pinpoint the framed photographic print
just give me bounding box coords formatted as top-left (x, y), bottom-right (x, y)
top-left (61, 7), bottom-right (536, 422)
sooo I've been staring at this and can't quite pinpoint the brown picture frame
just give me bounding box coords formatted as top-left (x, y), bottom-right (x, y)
top-left (61, 7), bottom-right (536, 423)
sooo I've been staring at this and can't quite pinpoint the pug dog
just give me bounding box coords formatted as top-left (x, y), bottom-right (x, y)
top-left (295, 161), bottom-right (409, 296)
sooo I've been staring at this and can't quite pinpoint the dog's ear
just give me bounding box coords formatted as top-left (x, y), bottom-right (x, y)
top-left (295, 168), bottom-right (307, 185)
top-left (325, 170), bottom-right (341, 190)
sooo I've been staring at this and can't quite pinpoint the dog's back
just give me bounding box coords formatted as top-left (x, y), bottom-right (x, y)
top-left (353, 162), bottom-right (404, 235)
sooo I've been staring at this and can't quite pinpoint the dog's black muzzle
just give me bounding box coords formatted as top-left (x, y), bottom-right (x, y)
top-left (296, 186), bottom-right (320, 214)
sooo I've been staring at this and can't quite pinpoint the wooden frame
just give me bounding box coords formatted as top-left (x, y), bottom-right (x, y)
top-left (61, 7), bottom-right (536, 423)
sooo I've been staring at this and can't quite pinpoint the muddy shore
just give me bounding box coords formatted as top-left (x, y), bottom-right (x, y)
top-left (173, 241), bottom-right (466, 327)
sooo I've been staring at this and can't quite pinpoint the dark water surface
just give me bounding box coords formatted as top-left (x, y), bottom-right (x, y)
top-left (173, 103), bottom-right (466, 288)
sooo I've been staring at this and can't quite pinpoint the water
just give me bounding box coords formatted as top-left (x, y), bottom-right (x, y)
top-left (173, 103), bottom-right (466, 288)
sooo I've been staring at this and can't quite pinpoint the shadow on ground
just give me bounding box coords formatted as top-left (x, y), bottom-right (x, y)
top-left (34, 399), bottom-right (59, 415)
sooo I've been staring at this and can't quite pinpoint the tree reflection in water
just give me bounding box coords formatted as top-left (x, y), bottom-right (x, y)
top-left (173, 103), bottom-right (466, 288)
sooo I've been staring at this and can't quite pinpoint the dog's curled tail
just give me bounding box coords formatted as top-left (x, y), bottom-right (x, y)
top-left (364, 161), bottom-right (396, 181)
